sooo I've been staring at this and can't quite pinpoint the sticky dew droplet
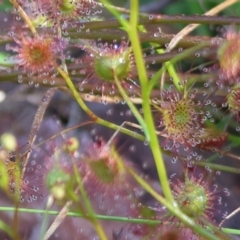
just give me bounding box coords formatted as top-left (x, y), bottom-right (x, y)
top-left (171, 157), bottom-right (177, 164)
top-left (129, 145), bottom-right (136, 152)
top-left (143, 140), bottom-right (149, 146)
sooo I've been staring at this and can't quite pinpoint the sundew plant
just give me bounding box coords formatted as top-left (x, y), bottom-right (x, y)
top-left (1, 0), bottom-right (240, 239)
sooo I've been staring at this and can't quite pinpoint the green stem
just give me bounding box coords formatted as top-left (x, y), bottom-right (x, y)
top-left (114, 73), bottom-right (149, 140)
top-left (40, 196), bottom-right (53, 240)
top-left (10, 0), bottom-right (37, 35)
top-left (71, 159), bottom-right (107, 240)
top-left (0, 207), bottom-right (239, 235)
top-left (153, 47), bottom-right (183, 92)
top-left (128, 0), bottom-right (175, 205)
top-left (147, 43), bottom-right (208, 94)
top-left (196, 161), bottom-right (240, 174)
top-left (0, 219), bottom-right (21, 240)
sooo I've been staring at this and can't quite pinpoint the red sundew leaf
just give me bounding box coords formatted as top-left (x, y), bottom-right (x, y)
top-left (218, 30), bottom-right (240, 82)
top-left (6, 34), bottom-right (66, 78)
top-left (196, 128), bottom-right (228, 150)
top-left (25, 0), bottom-right (101, 27)
top-left (78, 139), bottom-right (143, 217)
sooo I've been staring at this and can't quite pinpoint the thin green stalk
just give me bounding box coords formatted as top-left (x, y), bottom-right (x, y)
top-left (10, 0), bottom-right (37, 35)
top-left (0, 219), bottom-right (21, 240)
top-left (128, 0), bottom-right (175, 205)
top-left (40, 196), bottom-right (53, 240)
top-left (0, 207), bottom-right (239, 235)
top-left (166, 61), bottom-right (183, 92)
top-left (223, 228), bottom-right (240, 235)
top-left (153, 47), bottom-right (183, 92)
top-left (114, 73), bottom-right (149, 140)
top-left (43, 200), bottom-right (74, 240)
top-left (196, 161), bottom-right (240, 174)
top-left (147, 43), bottom-right (208, 94)
top-left (128, 9), bottom-right (147, 85)
top-left (71, 158), bottom-right (107, 240)
top-left (0, 206), bottom-right (160, 224)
